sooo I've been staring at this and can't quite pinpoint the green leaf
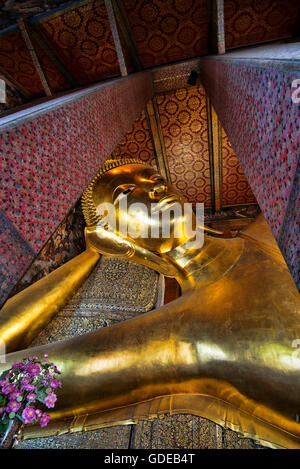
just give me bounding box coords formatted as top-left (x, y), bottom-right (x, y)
top-left (8, 412), bottom-right (15, 419)
top-left (16, 396), bottom-right (22, 402)
top-left (0, 422), bottom-right (8, 433)
top-left (46, 387), bottom-right (52, 394)
top-left (0, 369), bottom-right (9, 380)
top-left (37, 389), bottom-right (46, 400)
top-left (16, 414), bottom-right (24, 424)
top-left (0, 395), bottom-right (5, 405)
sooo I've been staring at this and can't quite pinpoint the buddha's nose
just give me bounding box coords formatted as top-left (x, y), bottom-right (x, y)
top-left (149, 182), bottom-right (168, 200)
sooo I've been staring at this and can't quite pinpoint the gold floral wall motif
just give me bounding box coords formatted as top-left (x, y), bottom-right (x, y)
top-left (221, 128), bottom-right (257, 207)
top-left (0, 30), bottom-right (68, 96)
top-left (113, 87), bottom-right (257, 210)
top-left (225, 0), bottom-right (300, 48)
top-left (40, 0), bottom-right (119, 85)
top-left (114, 110), bottom-right (157, 170)
top-left (156, 85), bottom-right (212, 208)
top-left (122, 0), bottom-right (209, 68)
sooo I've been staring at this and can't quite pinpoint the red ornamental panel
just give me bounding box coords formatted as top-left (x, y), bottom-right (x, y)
top-left (156, 85), bottom-right (212, 208)
top-left (221, 128), bottom-right (257, 207)
top-left (123, 0), bottom-right (209, 68)
top-left (0, 27), bottom-right (71, 97)
top-left (0, 30), bottom-right (45, 96)
top-left (114, 109), bottom-right (157, 169)
top-left (40, 0), bottom-right (120, 85)
top-left (33, 44), bottom-right (70, 93)
top-left (225, 0), bottom-right (300, 49)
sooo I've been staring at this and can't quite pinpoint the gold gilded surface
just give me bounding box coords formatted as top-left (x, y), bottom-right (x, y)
top-left (1, 161), bottom-right (300, 449)
top-left (240, 212), bottom-right (287, 265)
top-left (0, 249), bottom-right (100, 353)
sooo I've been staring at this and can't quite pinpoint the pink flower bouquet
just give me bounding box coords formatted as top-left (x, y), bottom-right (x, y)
top-left (0, 354), bottom-right (62, 433)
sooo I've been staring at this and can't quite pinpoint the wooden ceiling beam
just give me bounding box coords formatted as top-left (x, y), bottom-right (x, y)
top-left (29, 22), bottom-right (78, 88)
top-left (145, 97), bottom-right (170, 183)
top-left (104, 0), bottom-right (128, 77)
top-left (18, 19), bottom-right (52, 97)
top-left (208, 0), bottom-right (225, 55)
top-left (112, 0), bottom-right (143, 72)
top-left (0, 66), bottom-right (32, 101)
top-left (206, 95), bottom-right (222, 212)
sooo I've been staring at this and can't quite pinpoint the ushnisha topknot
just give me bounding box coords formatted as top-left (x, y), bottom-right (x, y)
top-left (81, 158), bottom-right (148, 227)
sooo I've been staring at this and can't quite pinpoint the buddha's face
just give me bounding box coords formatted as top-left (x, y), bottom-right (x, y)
top-left (91, 163), bottom-right (196, 253)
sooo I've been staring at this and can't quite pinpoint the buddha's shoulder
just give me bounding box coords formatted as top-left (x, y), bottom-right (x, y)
top-left (187, 239), bottom-right (299, 312)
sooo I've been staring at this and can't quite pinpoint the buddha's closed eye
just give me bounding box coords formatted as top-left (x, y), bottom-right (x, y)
top-left (151, 175), bottom-right (165, 183)
top-left (123, 188), bottom-right (134, 195)
top-left (113, 185), bottom-right (136, 204)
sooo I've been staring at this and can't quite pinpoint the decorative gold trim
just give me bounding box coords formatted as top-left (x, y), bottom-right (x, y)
top-left (20, 393), bottom-right (300, 449)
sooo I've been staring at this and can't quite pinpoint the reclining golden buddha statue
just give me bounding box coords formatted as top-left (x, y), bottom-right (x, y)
top-left (0, 158), bottom-right (300, 449)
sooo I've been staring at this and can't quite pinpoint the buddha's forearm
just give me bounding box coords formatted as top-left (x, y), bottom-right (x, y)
top-left (0, 249), bottom-right (100, 353)
top-left (0, 304), bottom-right (176, 416)
top-left (85, 226), bottom-right (177, 277)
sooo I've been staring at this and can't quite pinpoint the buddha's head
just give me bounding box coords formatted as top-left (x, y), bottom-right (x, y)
top-left (82, 158), bottom-right (197, 254)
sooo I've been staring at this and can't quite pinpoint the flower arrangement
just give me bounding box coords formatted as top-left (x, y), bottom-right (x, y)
top-left (0, 354), bottom-right (62, 435)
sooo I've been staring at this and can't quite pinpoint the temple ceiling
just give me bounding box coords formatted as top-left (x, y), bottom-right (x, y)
top-left (0, 0), bottom-right (299, 102)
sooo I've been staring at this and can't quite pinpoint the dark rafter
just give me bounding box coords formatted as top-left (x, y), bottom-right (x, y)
top-left (29, 22), bottom-right (78, 88)
top-left (104, 0), bottom-right (128, 77)
top-left (112, 0), bottom-right (143, 72)
top-left (18, 19), bottom-right (52, 97)
top-left (0, 66), bottom-right (32, 101)
top-left (145, 98), bottom-right (171, 183)
top-left (209, 0), bottom-right (225, 55)
top-left (206, 95), bottom-right (223, 212)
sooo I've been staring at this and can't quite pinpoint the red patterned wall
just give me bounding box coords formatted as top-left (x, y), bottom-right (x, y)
top-left (114, 109), bottom-right (157, 169)
top-left (225, 0), bottom-right (300, 49)
top-left (0, 72), bottom-right (153, 306)
top-left (40, 0), bottom-right (120, 85)
top-left (221, 128), bottom-right (256, 206)
top-left (156, 85), bottom-right (212, 208)
top-left (123, 0), bottom-right (209, 68)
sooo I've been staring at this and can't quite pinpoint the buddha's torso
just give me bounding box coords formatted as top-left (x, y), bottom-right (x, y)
top-left (164, 239), bottom-right (300, 418)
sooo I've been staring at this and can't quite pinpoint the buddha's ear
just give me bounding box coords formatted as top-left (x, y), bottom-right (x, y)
top-left (84, 226), bottom-right (177, 277)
